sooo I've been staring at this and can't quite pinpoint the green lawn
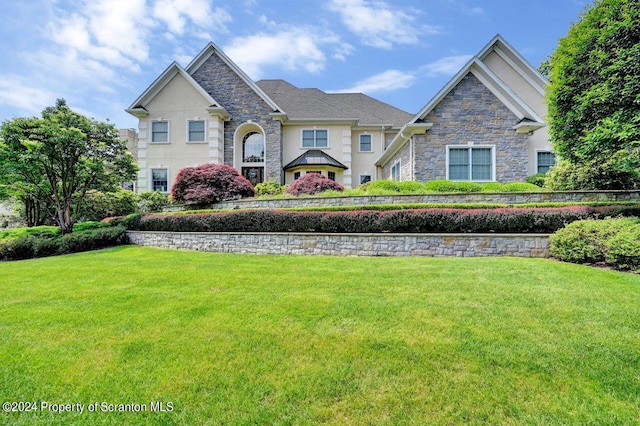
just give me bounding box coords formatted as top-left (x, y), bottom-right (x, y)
top-left (1, 247), bottom-right (639, 425)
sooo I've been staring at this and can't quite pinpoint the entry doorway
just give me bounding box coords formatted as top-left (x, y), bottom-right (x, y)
top-left (242, 167), bottom-right (264, 186)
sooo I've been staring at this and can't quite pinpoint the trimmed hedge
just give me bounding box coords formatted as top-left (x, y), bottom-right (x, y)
top-left (0, 226), bottom-right (127, 261)
top-left (120, 205), bottom-right (640, 234)
top-left (550, 218), bottom-right (640, 271)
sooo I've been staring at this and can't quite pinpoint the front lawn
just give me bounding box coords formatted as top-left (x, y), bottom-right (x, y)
top-left (1, 247), bottom-right (638, 424)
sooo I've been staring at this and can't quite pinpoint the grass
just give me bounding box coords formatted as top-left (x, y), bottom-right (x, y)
top-left (1, 246), bottom-right (639, 425)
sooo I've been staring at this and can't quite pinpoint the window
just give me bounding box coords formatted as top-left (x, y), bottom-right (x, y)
top-left (391, 162), bottom-right (401, 181)
top-left (537, 151), bottom-right (556, 174)
top-left (151, 168), bottom-right (168, 192)
top-left (448, 147), bottom-right (493, 181)
top-left (151, 121), bottom-right (169, 143)
top-left (294, 171), bottom-right (301, 180)
top-left (302, 129), bottom-right (328, 148)
top-left (188, 120), bottom-right (205, 142)
top-left (328, 171), bottom-right (336, 181)
top-left (360, 174), bottom-right (372, 184)
top-left (243, 132), bottom-right (264, 163)
top-left (359, 134), bottom-right (372, 152)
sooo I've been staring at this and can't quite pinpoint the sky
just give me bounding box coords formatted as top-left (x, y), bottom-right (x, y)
top-left (0, 0), bottom-right (590, 130)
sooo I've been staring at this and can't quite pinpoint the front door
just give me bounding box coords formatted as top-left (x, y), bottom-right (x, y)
top-left (242, 167), bottom-right (264, 186)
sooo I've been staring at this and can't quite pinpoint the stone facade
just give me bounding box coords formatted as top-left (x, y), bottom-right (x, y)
top-left (127, 231), bottom-right (550, 258)
top-left (413, 73), bottom-right (529, 182)
top-left (191, 53), bottom-right (283, 181)
top-left (380, 142), bottom-right (411, 181)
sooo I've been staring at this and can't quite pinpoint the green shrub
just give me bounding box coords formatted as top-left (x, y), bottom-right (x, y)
top-left (550, 217), bottom-right (640, 271)
top-left (0, 225), bottom-right (127, 261)
top-left (545, 159), bottom-right (640, 190)
top-left (364, 180), bottom-right (402, 193)
top-left (77, 189), bottom-right (137, 221)
top-left (424, 180), bottom-right (482, 193)
top-left (138, 191), bottom-right (170, 213)
top-left (59, 226), bottom-right (127, 254)
top-left (605, 226), bottom-right (640, 271)
top-left (526, 173), bottom-right (547, 187)
top-left (255, 181), bottom-right (286, 197)
top-left (73, 221), bottom-right (112, 233)
top-left (0, 225), bottom-right (60, 241)
top-left (480, 182), bottom-right (505, 192)
top-left (501, 182), bottom-right (544, 192)
top-left (396, 181), bottom-right (426, 194)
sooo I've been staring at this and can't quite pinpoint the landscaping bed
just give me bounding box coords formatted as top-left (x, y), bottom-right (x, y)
top-left (117, 204), bottom-right (640, 234)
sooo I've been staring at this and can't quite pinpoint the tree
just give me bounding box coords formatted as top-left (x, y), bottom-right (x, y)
top-left (546, 0), bottom-right (640, 189)
top-left (171, 163), bottom-right (255, 204)
top-left (0, 99), bottom-right (137, 234)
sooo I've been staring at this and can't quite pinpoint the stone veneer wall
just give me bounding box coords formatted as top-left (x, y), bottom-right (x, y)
top-left (380, 142), bottom-right (411, 181)
top-left (191, 52), bottom-right (282, 182)
top-left (413, 73), bottom-right (529, 182)
top-left (174, 190), bottom-right (640, 211)
top-left (127, 231), bottom-right (550, 258)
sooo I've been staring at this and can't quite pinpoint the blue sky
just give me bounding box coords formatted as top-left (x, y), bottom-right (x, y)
top-left (0, 0), bottom-right (589, 130)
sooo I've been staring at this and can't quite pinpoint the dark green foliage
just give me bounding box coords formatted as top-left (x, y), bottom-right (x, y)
top-left (0, 99), bottom-right (138, 233)
top-left (547, 0), bottom-right (640, 189)
top-left (526, 174), bottom-right (547, 187)
top-left (550, 218), bottom-right (640, 271)
top-left (77, 189), bottom-right (138, 221)
top-left (126, 205), bottom-right (640, 235)
top-left (0, 225), bottom-right (127, 261)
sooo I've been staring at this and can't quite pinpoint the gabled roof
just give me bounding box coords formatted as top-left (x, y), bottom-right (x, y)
top-left (257, 79), bottom-right (412, 127)
top-left (411, 34), bottom-right (545, 124)
top-left (283, 150), bottom-right (348, 170)
top-left (186, 42), bottom-right (283, 113)
top-left (126, 62), bottom-right (225, 117)
top-left (477, 34), bottom-right (548, 97)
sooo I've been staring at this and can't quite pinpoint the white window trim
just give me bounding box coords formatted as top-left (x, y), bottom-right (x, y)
top-left (359, 174), bottom-right (372, 185)
top-left (300, 128), bottom-right (329, 149)
top-left (150, 120), bottom-right (170, 144)
top-left (535, 150), bottom-right (556, 174)
top-left (391, 160), bottom-right (401, 181)
top-left (445, 145), bottom-right (496, 182)
top-left (359, 133), bottom-right (373, 153)
top-left (150, 167), bottom-right (170, 193)
top-left (186, 119), bottom-right (207, 143)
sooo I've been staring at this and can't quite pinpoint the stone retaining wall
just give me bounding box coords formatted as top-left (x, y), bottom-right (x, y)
top-left (161, 190), bottom-right (640, 212)
top-left (127, 231), bottom-right (550, 258)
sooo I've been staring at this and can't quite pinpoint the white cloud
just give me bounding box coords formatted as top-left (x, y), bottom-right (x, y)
top-left (420, 55), bottom-right (473, 76)
top-left (0, 76), bottom-right (56, 116)
top-left (326, 0), bottom-right (438, 49)
top-left (224, 27), bottom-right (348, 79)
top-left (332, 70), bottom-right (416, 94)
top-left (152, 0), bottom-right (231, 35)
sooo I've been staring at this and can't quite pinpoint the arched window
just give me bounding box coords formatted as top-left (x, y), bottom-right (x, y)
top-left (243, 132), bottom-right (264, 163)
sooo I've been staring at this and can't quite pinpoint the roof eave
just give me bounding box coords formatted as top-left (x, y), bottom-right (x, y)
top-left (375, 123), bottom-right (432, 166)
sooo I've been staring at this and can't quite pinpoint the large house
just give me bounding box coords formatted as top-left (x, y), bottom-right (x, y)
top-left (126, 34), bottom-right (554, 193)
